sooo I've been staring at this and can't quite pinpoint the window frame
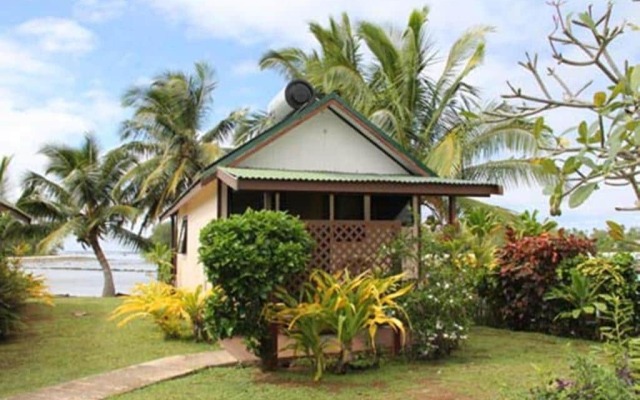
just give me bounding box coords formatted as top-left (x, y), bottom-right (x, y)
top-left (178, 216), bottom-right (188, 254)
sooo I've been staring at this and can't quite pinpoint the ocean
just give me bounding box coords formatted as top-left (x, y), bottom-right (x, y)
top-left (20, 251), bottom-right (156, 297)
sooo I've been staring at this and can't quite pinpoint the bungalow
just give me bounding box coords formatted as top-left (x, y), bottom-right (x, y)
top-left (161, 82), bottom-right (502, 289)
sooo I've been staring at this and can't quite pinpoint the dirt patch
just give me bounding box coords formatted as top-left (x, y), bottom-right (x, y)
top-left (404, 379), bottom-right (472, 400)
top-left (252, 369), bottom-right (388, 394)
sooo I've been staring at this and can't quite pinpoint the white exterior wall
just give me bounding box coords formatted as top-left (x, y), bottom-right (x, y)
top-left (238, 110), bottom-right (409, 174)
top-left (175, 181), bottom-right (217, 289)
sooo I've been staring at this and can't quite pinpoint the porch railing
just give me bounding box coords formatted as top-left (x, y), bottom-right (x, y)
top-left (304, 220), bottom-right (403, 274)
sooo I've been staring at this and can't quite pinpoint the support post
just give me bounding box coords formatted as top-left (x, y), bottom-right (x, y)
top-left (329, 194), bottom-right (335, 221)
top-left (170, 213), bottom-right (178, 286)
top-left (413, 195), bottom-right (423, 280)
top-left (220, 183), bottom-right (228, 219)
top-left (263, 192), bottom-right (272, 210)
top-left (448, 196), bottom-right (457, 226)
top-left (364, 195), bottom-right (371, 221)
top-left (262, 322), bottom-right (279, 371)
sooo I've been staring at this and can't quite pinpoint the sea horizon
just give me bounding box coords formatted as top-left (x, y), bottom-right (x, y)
top-left (20, 250), bottom-right (155, 297)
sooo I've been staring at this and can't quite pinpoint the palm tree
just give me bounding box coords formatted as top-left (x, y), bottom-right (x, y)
top-left (119, 62), bottom-right (243, 226)
top-left (0, 156), bottom-right (59, 255)
top-left (260, 7), bottom-right (553, 218)
top-left (21, 135), bottom-right (147, 296)
top-left (259, 13), bottom-right (372, 113)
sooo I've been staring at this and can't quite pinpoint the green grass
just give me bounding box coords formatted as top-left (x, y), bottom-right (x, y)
top-left (0, 297), bottom-right (212, 398)
top-left (113, 327), bottom-right (594, 400)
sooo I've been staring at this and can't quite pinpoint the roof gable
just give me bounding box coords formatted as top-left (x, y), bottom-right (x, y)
top-left (236, 108), bottom-right (409, 174)
top-left (200, 94), bottom-right (435, 181)
top-left (160, 94), bottom-right (439, 220)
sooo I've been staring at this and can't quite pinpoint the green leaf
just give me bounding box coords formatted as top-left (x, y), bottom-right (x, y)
top-left (578, 12), bottom-right (595, 29)
top-left (569, 182), bottom-right (597, 208)
top-left (631, 64), bottom-right (640, 91)
top-left (588, 129), bottom-right (602, 144)
top-left (562, 156), bottom-right (582, 175)
top-left (593, 302), bottom-right (607, 312)
top-left (608, 129), bottom-right (624, 160)
top-left (593, 91), bottom-right (606, 107)
top-left (610, 81), bottom-right (625, 99)
top-left (532, 117), bottom-right (545, 139)
top-left (577, 121), bottom-right (588, 144)
top-left (606, 220), bottom-right (625, 241)
top-left (540, 159), bottom-right (559, 174)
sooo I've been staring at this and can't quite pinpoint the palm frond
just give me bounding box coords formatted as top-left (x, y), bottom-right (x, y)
top-left (464, 158), bottom-right (557, 189)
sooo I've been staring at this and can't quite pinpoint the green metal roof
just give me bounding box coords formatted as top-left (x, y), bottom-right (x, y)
top-left (220, 167), bottom-right (496, 186)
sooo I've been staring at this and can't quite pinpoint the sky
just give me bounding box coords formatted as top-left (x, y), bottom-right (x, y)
top-left (1, 0), bottom-right (639, 251)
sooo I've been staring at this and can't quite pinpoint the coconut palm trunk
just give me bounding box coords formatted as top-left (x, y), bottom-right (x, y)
top-left (90, 236), bottom-right (116, 297)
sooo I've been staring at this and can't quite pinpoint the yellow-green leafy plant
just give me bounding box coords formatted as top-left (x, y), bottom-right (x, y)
top-left (269, 269), bottom-right (412, 380)
top-left (110, 281), bottom-right (221, 341)
top-left (0, 254), bottom-right (53, 339)
top-left (25, 274), bottom-right (53, 306)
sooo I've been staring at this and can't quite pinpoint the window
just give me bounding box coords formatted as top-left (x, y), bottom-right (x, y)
top-left (229, 190), bottom-right (264, 215)
top-left (178, 216), bottom-right (188, 254)
top-left (280, 192), bottom-right (329, 220)
top-left (334, 194), bottom-right (364, 220)
top-left (371, 195), bottom-right (412, 225)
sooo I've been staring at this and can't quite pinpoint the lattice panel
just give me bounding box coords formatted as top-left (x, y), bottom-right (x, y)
top-left (305, 220), bottom-right (402, 276)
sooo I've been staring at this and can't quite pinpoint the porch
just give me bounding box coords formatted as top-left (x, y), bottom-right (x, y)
top-left (214, 167), bottom-right (503, 276)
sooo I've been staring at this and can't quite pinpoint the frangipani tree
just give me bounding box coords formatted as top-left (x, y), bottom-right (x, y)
top-left (495, 2), bottom-right (640, 215)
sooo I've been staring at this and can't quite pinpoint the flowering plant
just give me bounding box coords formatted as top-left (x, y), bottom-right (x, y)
top-left (402, 237), bottom-right (477, 359)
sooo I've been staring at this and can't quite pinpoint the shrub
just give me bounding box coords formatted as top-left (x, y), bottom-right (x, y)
top-left (509, 210), bottom-right (558, 239)
top-left (484, 229), bottom-right (595, 332)
top-left (0, 255), bottom-right (52, 339)
top-left (110, 281), bottom-right (220, 342)
top-left (142, 243), bottom-right (174, 284)
top-left (268, 269), bottom-right (412, 380)
top-left (199, 210), bottom-right (314, 368)
top-left (402, 242), bottom-right (477, 359)
top-left (385, 227), bottom-right (487, 353)
top-left (545, 253), bottom-right (640, 338)
top-left (544, 269), bottom-right (606, 339)
top-left (521, 355), bottom-right (636, 400)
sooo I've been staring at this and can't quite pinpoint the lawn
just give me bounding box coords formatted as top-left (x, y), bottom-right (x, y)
top-left (113, 327), bottom-right (594, 400)
top-left (0, 297), bottom-right (212, 398)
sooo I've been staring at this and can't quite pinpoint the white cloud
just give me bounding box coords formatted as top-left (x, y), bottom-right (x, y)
top-left (231, 60), bottom-right (260, 76)
top-left (0, 89), bottom-right (125, 199)
top-left (0, 18), bottom-right (120, 200)
top-left (15, 17), bottom-right (96, 54)
top-left (0, 38), bottom-right (57, 75)
top-left (73, 0), bottom-right (127, 23)
top-left (140, 0), bottom-right (558, 49)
